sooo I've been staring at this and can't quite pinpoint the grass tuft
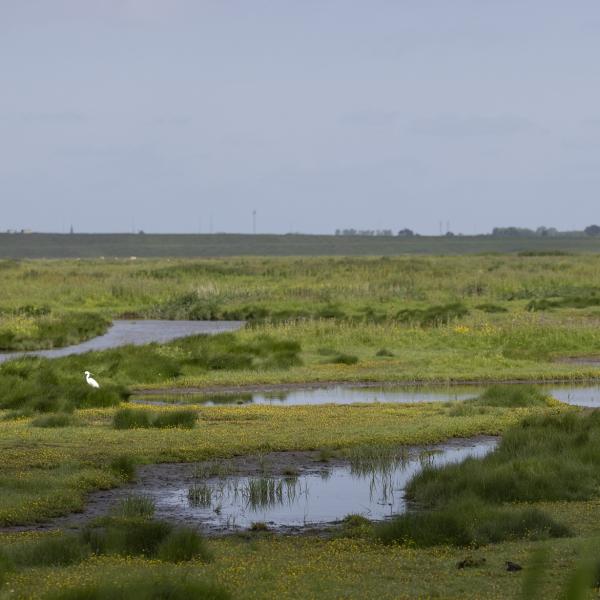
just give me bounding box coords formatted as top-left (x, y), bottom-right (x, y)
top-left (376, 496), bottom-right (570, 547)
top-left (113, 408), bottom-right (197, 429)
top-left (112, 495), bottom-right (155, 519)
top-left (156, 527), bottom-right (212, 563)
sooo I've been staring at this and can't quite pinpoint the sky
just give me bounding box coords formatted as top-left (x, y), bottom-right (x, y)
top-left (1, 1), bottom-right (600, 235)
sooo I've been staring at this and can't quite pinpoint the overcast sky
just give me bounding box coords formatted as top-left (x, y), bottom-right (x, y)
top-left (2, 1), bottom-right (600, 235)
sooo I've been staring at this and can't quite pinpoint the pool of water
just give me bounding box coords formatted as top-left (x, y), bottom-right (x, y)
top-left (133, 382), bottom-right (600, 408)
top-left (0, 319), bottom-right (244, 363)
top-left (547, 384), bottom-right (600, 407)
top-left (131, 437), bottom-right (497, 531)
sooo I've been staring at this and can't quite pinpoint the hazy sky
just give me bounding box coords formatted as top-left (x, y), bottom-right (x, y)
top-left (2, 1), bottom-right (600, 234)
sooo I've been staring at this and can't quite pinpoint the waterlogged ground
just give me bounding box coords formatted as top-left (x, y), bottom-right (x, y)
top-left (134, 382), bottom-right (600, 408)
top-left (0, 319), bottom-right (244, 363)
top-left (37, 437), bottom-right (497, 534)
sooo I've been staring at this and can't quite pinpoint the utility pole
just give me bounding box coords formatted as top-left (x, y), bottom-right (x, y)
top-left (252, 210), bottom-right (256, 234)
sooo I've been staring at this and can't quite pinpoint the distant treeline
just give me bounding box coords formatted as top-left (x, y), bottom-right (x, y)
top-left (335, 225), bottom-right (600, 238)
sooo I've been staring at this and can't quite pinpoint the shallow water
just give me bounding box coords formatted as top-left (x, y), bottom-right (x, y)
top-left (547, 384), bottom-right (600, 407)
top-left (138, 438), bottom-right (497, 531)
top-left (134, 382), bottom-right (600, 408)
top-left (0, 319), bottom-right (244, 363)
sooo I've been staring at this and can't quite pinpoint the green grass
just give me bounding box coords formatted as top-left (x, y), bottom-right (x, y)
top-left (113, 408), bottom-right (197, 429)
top-left (0, 358), bottom-right (129, 413)
top-left (470, 385), bottom-right (552, 408)
top-left (30, 413), bottom-right (78, 428)
top-left (43, 577), bottom-right (230, 600)
top-left (375, 496), bottom-right (570, 547)
top-left (112, 495), bottom-right (155, 519)
top-left (156, 527), bottom-right (212, 563)
top-left (406, 412), bottom-right (600, 507)
top-left (0, 310), bottom-right (110, 351)
top-left (1, 534), bottom-right (90, 568)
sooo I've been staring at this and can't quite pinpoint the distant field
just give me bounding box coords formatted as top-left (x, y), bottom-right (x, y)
top-left (2, 232), bottom-right (600, 257)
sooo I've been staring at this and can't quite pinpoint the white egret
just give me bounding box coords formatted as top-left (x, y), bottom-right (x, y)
top-left (84, 371), bottom-right (100, 389)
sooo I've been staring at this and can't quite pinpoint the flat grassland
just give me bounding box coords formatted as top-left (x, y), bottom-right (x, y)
top-left (2, 232), bottom-right (600, 258)
top-left (2, 255), bottom-right (600, 599)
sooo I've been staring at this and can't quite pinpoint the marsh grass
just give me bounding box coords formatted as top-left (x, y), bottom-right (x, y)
top-left (0, 311), bottom-right (110, 351)
top-left (0, 358), bottom-right (128, 413)
top-left (188, 484), bottom-right (213, 508)
top-left (475, 303), bottom-right (508, 313)
top-left (324, 353), bottom-right (359, 365)
top-left (30, 413), bottom-right (77, 428)
top-left (109, 455), bottom-right (136, 481)
top-left (407, 412), bottom-right (600, 507)
top-left (113, 408), bottom-right (197, 429)
top-left (3, 534), bottom-right (90, 568)
top-left (194, 461), bottom-right (235, 479)
top-left (473, 385), bottom-right (552, 408)
top-left (375, 348), bottom-right (394, 357)
top-left (340, 514), bottom-right (373, 538)
top-left (345, 444), bottom-right (408, 477)
top-left (152, 409), bottom-right (197, 429)
top-left (396, 302), bottom-right (469, 326)
top-left (112, 408), bottom-right (152, 429)
top-left (376, 496), bottom-right (570, 547)
top-left (112, 495), bottom-right (155, 519)
top-left (84, 517), bottom-right (173, 557)
top-left (374, 410), bottom-right (600, 547)
top-left (42, 577), bottom-right (230, 600)
top-left (156, 527), bottom-right (212, 563)
top-left (245, 478), bottom-right (284, 509)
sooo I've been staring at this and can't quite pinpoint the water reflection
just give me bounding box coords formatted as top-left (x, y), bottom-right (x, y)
top-left (151, 438), bottom-right (498, 530)
top-left (135, 382), bottom-right (600, 408)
